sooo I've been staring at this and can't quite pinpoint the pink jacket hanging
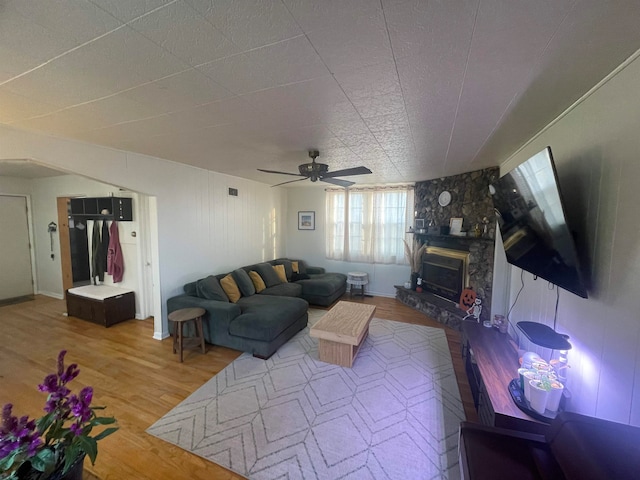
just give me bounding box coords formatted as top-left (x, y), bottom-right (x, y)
top-left (107, 221), bottom-right (124, 283)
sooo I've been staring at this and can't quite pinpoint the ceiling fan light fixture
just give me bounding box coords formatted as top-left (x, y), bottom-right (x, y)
top-left (258, 150), bottom-right (372, 187)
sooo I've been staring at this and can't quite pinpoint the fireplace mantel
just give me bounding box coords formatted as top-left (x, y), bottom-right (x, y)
top-left (411, 232), bottom-right (494, 247)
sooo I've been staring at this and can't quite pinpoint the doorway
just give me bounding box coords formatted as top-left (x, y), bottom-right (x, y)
top-left (0, 195), bottom-right (34, 303)
top-left (56, 193), bottom-right (159, 322)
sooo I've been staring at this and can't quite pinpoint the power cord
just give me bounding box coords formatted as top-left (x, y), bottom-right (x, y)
top-left (506, 269), bottom-right (526, 329)
top-left (552, 284), bottom-right (560, 331)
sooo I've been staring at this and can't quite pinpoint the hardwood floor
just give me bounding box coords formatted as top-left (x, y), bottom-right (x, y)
top-left (0, 294), bottom-right (476, 479)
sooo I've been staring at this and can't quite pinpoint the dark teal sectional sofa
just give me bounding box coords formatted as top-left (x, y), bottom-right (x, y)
top-left (167, 259), bottom-right (347, 358)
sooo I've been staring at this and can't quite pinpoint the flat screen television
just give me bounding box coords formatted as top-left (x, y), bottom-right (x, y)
top-left (491, 146), bottom-right (588, 298)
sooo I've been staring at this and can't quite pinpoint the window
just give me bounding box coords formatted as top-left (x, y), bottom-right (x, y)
top-left (326, 186), bottom-right (414, 264)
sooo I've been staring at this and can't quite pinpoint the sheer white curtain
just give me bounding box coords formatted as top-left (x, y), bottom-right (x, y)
top-left (326, 186), bottom-right (414, 264)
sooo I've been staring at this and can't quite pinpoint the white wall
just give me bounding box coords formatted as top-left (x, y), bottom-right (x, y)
top-left (0, 176), bottom-right (33, 195)
top-left (27, 175), bottom-right (139, 299)
top-left (0, 126), bottom-right (288, 339)
top-left (499, 51), bottom-right (640, 425)
top-left (285, 187), bottom-right (410, 297)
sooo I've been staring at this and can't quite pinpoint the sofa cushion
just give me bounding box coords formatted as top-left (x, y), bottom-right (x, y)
top-left (260, 282), bottom-right (302, 297)
top-left (220, 274), bottom-right (241, 303)
top-left (254, 263), bottom-right (282, 288)
top-left (291, 261), bottom-right (299, 273)
top-left (196, 275), bottom-right (229, 302)
top-left (248, 271), bottom-right (266, 293)
top-left (232, 268), bottom-right (255, 297)
top-left (273, 264), bottom-right (288, 283)
top-left (232, 295), bottom-right (308, 341)
top-left (274, 259), bottom-right (293, 279)
top-left (184, 281), bottom-right (197, 296)
top-left (291, 272), bottom-right (310, 281)
top-left (295, 272), bottom-right (346, 296)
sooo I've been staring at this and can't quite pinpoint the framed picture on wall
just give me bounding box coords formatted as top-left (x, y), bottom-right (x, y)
top-left (450, 217), bottom-right (463, 235)
top-left (298, 211), bottom-right (315, 230)
top-left (415, 218), bottom-right (425, 229)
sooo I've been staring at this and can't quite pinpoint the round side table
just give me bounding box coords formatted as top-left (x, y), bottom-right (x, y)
top-left (347, 272), bottom-right (369, 298)
top-left (168, 307), bottom-right (206, 362)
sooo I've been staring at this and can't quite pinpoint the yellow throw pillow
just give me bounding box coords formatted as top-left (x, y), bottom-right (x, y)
top-left (220, 274), bottom-right (241, 303)
top-left (248, 271), bottom-right (266, 293)
top-left (291, 261), bottom-right (299, 273)
top-left (273, 264), bottom-right (288, 283)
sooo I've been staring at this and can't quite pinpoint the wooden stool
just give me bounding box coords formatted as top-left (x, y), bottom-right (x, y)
top-left (168, 307), bottom-right (206, 362)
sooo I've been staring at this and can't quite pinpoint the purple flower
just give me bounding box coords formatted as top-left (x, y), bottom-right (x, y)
top-left (57, 350), bottom-right (67, 376)
top-left (27, 436), bottom-right (42, 456)
top-left (69, 387), bottom-right (93, 423)
top-left (2, 350), bottom-right (117, 474)
top-left (60, 364), bottom-right (80, 384)
top-left (79, 386), bottom-right (93, 406)
top-left (1, 404), bottom-right (17, 432)
top-left (70, 422), bottom-right (83, 436)
top-left (0, 406), bottom-right (40, 461)
top-left (38, 373), bottom-right (59, 393)
top-left (2, 403), bottom-right (12, 422)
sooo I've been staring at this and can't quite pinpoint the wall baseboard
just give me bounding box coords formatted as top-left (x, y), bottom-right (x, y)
top-left (153, 332), bottom-right (169, 340)
top-left (37, 290), bottom-right (64, 300)
top-left (361, 291), bottom-right (395, 298)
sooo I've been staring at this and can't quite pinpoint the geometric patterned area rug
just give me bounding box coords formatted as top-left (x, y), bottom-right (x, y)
top-left (147, 310), bottom-right (465, 479)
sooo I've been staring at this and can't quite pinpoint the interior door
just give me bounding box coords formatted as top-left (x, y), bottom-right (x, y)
top-left (0, 195), bottom-right (34, 301)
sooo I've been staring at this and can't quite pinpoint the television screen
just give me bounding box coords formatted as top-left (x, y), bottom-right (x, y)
top-left (491, 146), bottom-right (588, 298)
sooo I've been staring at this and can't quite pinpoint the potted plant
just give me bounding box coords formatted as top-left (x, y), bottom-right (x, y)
top-left (528, 375), bottom-right (552, 414)
top-left (1, 350), bottom-right (118, 479)
top-left (403, 237), bottom-right (426, 290)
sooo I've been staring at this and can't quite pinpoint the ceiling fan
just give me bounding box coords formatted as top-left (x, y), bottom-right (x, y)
top-left (258, 150), bottom-right (372, 187)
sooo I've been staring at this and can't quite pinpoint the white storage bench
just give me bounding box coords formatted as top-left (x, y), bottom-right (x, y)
top-left (66, 285), bottom-right (135, 327)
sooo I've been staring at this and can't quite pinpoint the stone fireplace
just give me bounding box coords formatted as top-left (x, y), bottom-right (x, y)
top-left (422, 246), bottom-right (470, 303)
top-left (395, 167), bottom-right (498, 330)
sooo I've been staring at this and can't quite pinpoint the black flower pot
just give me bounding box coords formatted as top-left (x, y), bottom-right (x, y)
top-left (52, 455), bottom-right (84, 480)
top-left (17, 454), bottom-right (85, 480)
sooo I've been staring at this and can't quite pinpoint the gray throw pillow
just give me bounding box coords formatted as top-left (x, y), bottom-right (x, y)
top-left (293, 259), bottom-right (307, 274)
top-left (183, 281), bottom-right (197, 296)
top-left (254, 262), bottom-right (283, 288)
top-left (232, 268), bottom-right (256, 297)
top-left (196, 275), bottom-right (229, 302)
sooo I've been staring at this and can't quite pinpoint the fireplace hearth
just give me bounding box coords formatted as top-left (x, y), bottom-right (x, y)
top-left (396, 234), bottom-right (494, 330)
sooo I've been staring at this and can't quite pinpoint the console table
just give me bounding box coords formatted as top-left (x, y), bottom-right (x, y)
top-left (462, 321), bottom-right (548, 434)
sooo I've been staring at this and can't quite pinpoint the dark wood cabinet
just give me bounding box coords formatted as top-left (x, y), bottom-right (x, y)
top-left (462, 321), bottom-right (548, 434)
top-left (66, 289), bottom-right (135, 327)
top-left (70, 197), bottom-right (133, 221)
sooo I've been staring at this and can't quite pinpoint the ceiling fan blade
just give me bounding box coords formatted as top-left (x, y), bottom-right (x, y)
top-left (322, 166), bottom-right (372, 178)
top-left (321, 177), bottom-right (355, 188)
top-left (258, 168), bottom-right (305, 177)
top-left (271, 177), bottom-right (308, 187)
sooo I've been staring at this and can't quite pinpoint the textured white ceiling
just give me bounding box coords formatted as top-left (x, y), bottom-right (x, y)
top-left (2, 0), bottom-right (640, 186)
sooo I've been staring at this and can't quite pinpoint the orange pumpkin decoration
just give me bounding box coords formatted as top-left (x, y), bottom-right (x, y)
top-left (459, 288), bottom-right (476, 310)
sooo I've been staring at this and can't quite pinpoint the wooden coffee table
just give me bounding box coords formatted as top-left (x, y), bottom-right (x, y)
top-left (310, 301), bottom-right (376, 367)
